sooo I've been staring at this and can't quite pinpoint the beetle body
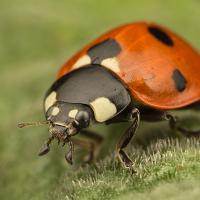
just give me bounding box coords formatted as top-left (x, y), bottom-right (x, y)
top-left (39, 22), bottom-right (200, 169)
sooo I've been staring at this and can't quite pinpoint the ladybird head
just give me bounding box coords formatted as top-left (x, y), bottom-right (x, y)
top-left (45, 102), bottom-right (93, 139)
top-left (42, 102), bottom-right (93, 163)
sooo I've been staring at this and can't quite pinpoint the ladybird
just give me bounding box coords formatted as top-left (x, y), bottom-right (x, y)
top-left (19, 22), bottom-right (200, 171)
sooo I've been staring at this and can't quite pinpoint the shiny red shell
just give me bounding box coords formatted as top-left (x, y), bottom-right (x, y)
top-left (57, 22), bottom-right (200, 110)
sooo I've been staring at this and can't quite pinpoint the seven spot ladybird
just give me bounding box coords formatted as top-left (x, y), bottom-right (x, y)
top-left (19, 22), bottom-right (200, 171)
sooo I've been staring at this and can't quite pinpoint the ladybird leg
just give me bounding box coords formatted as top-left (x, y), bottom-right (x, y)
top-left (166, 114), bottom-right (200, 137)
top-left (116, 108), bottom-right (140, 172)
top-left (80, 130), bottom-right (104, 163)
top-left (38, 136), bottom-right (54, 156)
top-left (69, 137), bottom-right (95, 164)
top-left (65, 140), bottom-right (74, 165)
top-left (68, 132), bottom-right (103, 165)
top-left (61, 137), bottom-right (92, 164)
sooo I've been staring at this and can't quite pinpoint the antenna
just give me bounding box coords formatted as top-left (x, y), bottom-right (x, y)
top-left (18, 121), bottom-right (49, 128)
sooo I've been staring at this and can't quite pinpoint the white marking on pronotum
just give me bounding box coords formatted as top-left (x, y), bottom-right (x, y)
top-left (90, 97), bottom-right (117, 122)
top-left (72, 55), bottom-right (91, 69)
top-left (44, 91), bottom-right (57, 111)
top-left (101, 57), bottom-right (120, 73)
top-left (51, 106), bottom-right (60, 116)
top-left (68, 109), bottom-right (78, 118)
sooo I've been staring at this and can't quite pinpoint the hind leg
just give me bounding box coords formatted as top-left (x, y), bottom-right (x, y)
top-left (165, 113), bottom-right (200, 137)
top-left (141, 108), bottom-right (200, 137)
top-left (139, 106), bottom-right (200, 137)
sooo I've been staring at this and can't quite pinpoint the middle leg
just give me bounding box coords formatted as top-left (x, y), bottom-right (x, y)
top-left (68, 130), bottom-right (104, 164)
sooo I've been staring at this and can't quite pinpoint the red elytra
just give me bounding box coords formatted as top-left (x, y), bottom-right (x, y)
top-left (58, 22), bottom-right (200, 110)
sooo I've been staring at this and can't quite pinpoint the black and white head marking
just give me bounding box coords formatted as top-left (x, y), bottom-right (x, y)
top-left (68, 109), bottom-right (78, 118)
top-left (45, 101), bottom-right (93, 132)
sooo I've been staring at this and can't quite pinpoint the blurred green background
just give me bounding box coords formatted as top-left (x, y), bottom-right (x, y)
top-left (0, 0), bottom-right (200, 200)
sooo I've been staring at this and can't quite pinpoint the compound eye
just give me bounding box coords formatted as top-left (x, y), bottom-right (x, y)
top-left (75, 111), bottom-right (90, 128)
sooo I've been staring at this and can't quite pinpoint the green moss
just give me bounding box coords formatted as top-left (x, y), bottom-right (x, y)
top-left (52, 139), bottom-right (200, 200)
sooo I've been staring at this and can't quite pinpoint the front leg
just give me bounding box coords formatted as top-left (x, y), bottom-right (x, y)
top-left (116, 108), bottom-right (140, 172)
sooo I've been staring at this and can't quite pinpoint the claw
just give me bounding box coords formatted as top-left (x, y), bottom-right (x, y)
top-left (65, 150), bottom-right (73, 165)
top-left (117, 149), bottom-right (137, 174)
top-left (38, 144), bottom-right (50, 156)
top-left (65, 140), bottom-right (74, 165)
top-left (38, 136), bottom-right (54, 156)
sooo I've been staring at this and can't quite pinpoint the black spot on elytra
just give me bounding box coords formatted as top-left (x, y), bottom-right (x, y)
top-left (172, 69), bottom-right (187, 92)
top-left (87, 39), bottom-right (121, 64)
top-left (148, 26), bottom-right (174, 46)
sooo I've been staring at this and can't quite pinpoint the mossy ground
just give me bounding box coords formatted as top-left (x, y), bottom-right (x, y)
top-left (0, 0), bottom-right (200, 199)
top-left (53, 139), bottom-right (200, 200)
